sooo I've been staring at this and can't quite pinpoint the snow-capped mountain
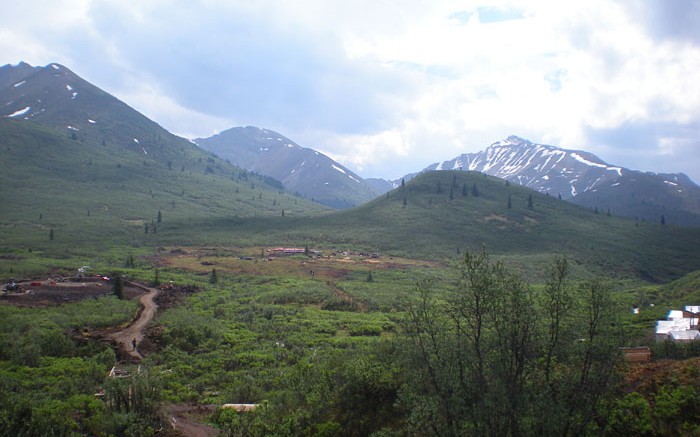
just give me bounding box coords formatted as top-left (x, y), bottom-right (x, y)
top-left (424, 136), bottom-right (625, 198)
top-left (420, 135), bottom-right (700, 226)
top-left (195, 127), bottom-right (381, 209)
top-left (0, 61), bottom-right (180, 154)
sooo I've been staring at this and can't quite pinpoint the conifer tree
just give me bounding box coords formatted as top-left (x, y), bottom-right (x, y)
top-left (112, 274), bottom-right (125, 300)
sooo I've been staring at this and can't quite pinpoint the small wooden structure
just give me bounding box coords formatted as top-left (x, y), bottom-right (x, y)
top-left (221, 403), bottom-right (258, 412)
top-left (620, 346), bottom-right (652, 363)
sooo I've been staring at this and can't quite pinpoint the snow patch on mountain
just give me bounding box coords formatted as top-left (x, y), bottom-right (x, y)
top-left (8, 106), bottom-right (30, 117)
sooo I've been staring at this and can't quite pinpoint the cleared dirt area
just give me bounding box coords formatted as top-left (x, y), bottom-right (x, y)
top-left (0, 278), bottom-right (142, 307)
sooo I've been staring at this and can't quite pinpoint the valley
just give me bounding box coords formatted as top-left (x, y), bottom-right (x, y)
top-left (1, 61), bottom-right (699, 435)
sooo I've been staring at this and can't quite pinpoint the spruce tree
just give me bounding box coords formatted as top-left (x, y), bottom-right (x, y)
top-left (112, 275), bottom-right (125, 300)
top-left (471, 183), bottom-right (479, 197)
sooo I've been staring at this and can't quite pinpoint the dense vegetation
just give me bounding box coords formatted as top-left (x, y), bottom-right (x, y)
top-left (1, 247), bottom-right (699, 436)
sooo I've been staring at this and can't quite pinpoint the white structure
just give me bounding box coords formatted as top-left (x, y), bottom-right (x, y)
top-left (669, 330), bottom-right (700, 342)
top-left (655, 306), bottom-right (700, 342)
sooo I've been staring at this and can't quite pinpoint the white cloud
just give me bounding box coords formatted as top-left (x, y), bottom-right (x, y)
top-left (1, 0), bottom-right (699, 182)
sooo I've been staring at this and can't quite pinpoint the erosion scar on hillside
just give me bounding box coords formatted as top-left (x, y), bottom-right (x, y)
top-left (107, 283), bottom-right (160, 361)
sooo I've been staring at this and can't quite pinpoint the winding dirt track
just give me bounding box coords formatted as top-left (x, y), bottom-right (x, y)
top-left (106, 283), bottom-right (220, 435)
top-left (107, 282), bottom-right (160, 361)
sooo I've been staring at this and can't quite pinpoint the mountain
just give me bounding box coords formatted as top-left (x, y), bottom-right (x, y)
top-left (419, 136), bottom-right (700, 226)
top-left (365, 177), bottom-right (398, 194)
top-left (195, 127), bottom-right (381, 209)
top-left (0, 62), bottom-right (326, 251)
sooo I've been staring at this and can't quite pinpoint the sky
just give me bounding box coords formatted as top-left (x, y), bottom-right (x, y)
top-left (2, 0), bottom-right (700, 182)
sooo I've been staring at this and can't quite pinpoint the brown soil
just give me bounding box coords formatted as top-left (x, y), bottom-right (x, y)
top-left (163, 404), bottom-right (219, 437)
top-left (0, 278), bottom-right (142, 307)
top-left (107, 283), bottom-right (160, 362)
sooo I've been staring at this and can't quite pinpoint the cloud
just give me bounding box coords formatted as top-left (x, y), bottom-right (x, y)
top-left (84, 1), bottom-right (414, 136)
top-left (0, 0), bottom-right (699, 183)
top-left (584, 119), bottom-right (700, 178)
top-left (625, 0), bottom-right (700, 44)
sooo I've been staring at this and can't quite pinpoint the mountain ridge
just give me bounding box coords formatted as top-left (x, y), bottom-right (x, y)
top-left (196, 126), bottom-right (381, 208)
top-left (406, 135), bottom-right (700, 226)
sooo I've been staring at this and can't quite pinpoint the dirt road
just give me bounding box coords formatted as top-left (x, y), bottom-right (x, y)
top-left (108, 283), bottom-right (160, 361)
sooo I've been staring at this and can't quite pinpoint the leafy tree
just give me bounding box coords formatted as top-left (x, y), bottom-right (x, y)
top-left (471, 183), bottom-right (479, 197)
top-left (209, 268), bottom-right (218, 284)
top-left (527, 194), bottom-right (533, 209)
top-left (157, 209), bottom-right (162, 223)
top-left (400, 251), bottom-right (624, 436)
top-left (607, 392), bottom-right (653, 437)
top-left (49, 228), bottom-right (54, 241)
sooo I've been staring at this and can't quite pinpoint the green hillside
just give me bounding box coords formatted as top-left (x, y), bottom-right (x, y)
top-left (0, 118), bottom-right (326, 252)
top-left (176, 171), bottom-right (700, 281)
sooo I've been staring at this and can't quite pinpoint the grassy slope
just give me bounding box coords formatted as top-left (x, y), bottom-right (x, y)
top-left (0, 118), bottom-right (326, 252)
top-left (181, 171), bottom-right (700, 281)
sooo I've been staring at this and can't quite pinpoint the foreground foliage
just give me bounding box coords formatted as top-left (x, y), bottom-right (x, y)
top-left (1, 251), bottom-right (699, 435)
